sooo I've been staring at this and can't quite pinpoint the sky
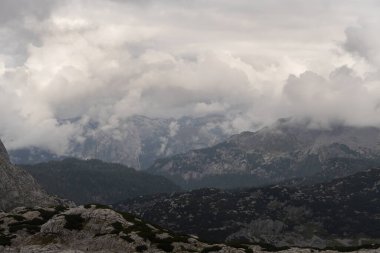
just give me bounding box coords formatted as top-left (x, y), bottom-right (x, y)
top-left (0, 0), bottom-right (380, 153)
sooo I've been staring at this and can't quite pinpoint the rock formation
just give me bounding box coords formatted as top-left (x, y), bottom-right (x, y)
top-left (0, 139), bottom-right (57, 211)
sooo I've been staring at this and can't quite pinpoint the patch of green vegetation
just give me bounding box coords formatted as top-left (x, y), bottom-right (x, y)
top-left (63, 214), bottom-right (85, 230)
top-left (324, 243), bottom-right (380, 252)
top-left (84, 203), bottom-right (111, 209)
top-left (119, 211), bottom-right (138, 223)
top-left (201, 245), bottom-right (222, 253)
top-left (37, 208), bottom-right (60, 221)
top-left (263, 245), bottom-right (291, 252)
top-left (120, 234), bottom-right (134, 243)
top-left (156, 242), bottom-right (174, 252)
top-left (18, 207), bottom-right (34, 214)
top-left (135, 245), bottom-right (148, 252)
top-left (54, 205), bottom-right (68, 213)
top-left (6, 215), bottom-right (25, 221)
top-left (110, 221), bottom-right (124, 234)
top-left (180, 245), bottom-right (197, 252)
top-left (168, 235), bottom-right (189, 244)
top-left (8, 218), bottom-right (45, 233)
top-left (0, 234), bottom-right (15, 246)
top-left (226, 243), bottom-right (254, 253)
top-left (135, 225), bottom-right (157, 241)
top-left (119, 211), bottom-right (191, 244)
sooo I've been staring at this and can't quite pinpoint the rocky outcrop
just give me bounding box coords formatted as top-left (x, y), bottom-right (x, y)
top-left (0, 141), bottom-right (9, 162)
top-left (0, 139), bottom-right (57, 211)
top-left (0, 205), bottom-right (379, 253)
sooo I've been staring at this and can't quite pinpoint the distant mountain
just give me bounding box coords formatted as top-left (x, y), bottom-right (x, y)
top-left (117, 168), bottom-right (380, 249)
top-left (0, 139), bottom-right (57, 211)
top-left (21, 158), bottom-right (181, 205)
top-left (148, 119), bottom-right (380, 189)
top-left (9, 115), bottom-right (231, 169)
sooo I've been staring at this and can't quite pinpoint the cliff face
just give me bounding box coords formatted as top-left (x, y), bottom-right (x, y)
top-left (9, 115), bottom-right (230, 169)
top-left (0, 140), bottom-right (9, 162)
top-left (0, 139), bottom-right (57, 211)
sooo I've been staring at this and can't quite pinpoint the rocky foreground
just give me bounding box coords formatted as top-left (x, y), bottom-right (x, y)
top-left (0, 204), bottom-right (379, 253)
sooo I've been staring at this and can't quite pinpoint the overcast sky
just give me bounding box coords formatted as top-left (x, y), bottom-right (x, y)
top-left (1, 0), bottom-right (380, 153)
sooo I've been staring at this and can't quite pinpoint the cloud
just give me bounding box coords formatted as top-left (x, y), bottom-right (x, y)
top-left (344, 23), bottom-right (380, 67)
top-left (0, 0), bottom-right (380, 152)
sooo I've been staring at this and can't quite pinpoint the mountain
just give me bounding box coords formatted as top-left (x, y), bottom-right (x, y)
top-left (21, 158), bottom-right (181, 205)
top-left (148, 119), bottom-right (380, 189)
top-left (117, 168), bottom-right (380, 249)
top-left (9, 115), bottom-right (231, 170)
top-left (1, 204), bottom-right (379, 253)
top-left (0, 141), bottom-right (9, 162)
top-left (0, 139), bottom-right (57, 211)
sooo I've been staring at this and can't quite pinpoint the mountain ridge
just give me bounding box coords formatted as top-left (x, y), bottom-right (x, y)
top-left (21, 157), bottom-right (181, 205)
top-left (148, 120), bottom-right (380, 189)
top-left (9, 115), bottom-right (231, 169)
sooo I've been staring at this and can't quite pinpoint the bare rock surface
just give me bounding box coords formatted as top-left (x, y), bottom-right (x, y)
top-left (0, 205), bottom-right (379, 253)
top-left (0, 139), bottom-right (57, 211)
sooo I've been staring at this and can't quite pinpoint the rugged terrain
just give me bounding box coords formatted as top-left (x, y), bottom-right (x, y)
top-left (1, 204), bottom-right (379, 253)
top-left (0, 139), bottom-right (57, 211)
top-left (9, 115), bottom-right (231, 169)
top-left (22, 158), bottom-right (180, 205)
top-left (2, 134), bottom-right (380, 252)
top-left (117, 168), bottom-right (380, 249)
top-left (149, 119), bottom-right (380, 189)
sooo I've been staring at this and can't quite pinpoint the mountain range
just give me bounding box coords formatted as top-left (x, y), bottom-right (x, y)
top-left (9, 115), bottom-right (231, 170)
top-left (4, 138), bottom-right (371, 252)
top-left (148, 119), bottom-right (380, 189)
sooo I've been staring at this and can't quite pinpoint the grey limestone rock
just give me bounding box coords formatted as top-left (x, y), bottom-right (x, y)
top-left (0, 139), bottom-right (57, 211)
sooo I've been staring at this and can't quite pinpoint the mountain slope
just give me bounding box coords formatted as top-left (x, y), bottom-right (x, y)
top-left (149, 120), bottom-right (380, 189)
top-left (0, 139), bottom-right (57, 211)
top-left (22, 158), bottom-right (181, 205)
top-left (9, 115), bottom-right (231, 169)
top-left (117, 168), bottom-right (380, 249)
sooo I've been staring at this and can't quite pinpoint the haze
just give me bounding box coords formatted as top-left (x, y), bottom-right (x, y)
top-left (1, 0), bottom-right (380, 154)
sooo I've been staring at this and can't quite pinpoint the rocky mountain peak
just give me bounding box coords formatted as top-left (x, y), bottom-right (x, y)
top-left (0, 139), bottom-right (9, 162)
top-left (149, 120), bottom-right (380, 189)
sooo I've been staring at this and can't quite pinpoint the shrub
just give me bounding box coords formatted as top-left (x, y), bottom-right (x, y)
top-left (201, 245), bottom-right (222, 253)
top-left (156, 242), bottom-right (174, 252)
top-left (135, 245), bottom-right (148, 252)
top-left (63, 214), bottom-right (85, 230)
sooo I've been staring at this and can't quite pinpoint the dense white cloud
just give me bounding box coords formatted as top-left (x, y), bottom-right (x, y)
top-left (0, 0), bottom-right (380, 152)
